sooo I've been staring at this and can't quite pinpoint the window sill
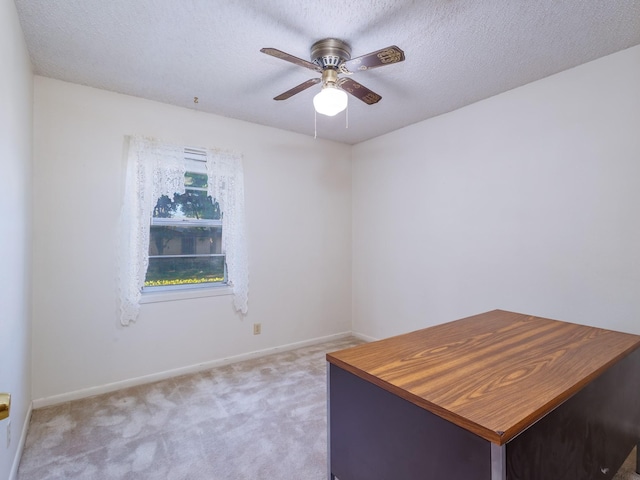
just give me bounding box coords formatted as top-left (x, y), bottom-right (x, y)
top-left (140, 285), bottom-right (233, 304)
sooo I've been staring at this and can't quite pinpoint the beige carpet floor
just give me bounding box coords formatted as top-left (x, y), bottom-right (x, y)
top-left (17, 336), bottom-right (640, 480)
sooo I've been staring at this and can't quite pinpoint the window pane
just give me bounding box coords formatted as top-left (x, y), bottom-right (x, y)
top-left (152, 191), bottom-right (221, 220)
top-left (185, 171), bottom-right (207, 189)
top-left (145, 256), bottom-right (225, 287)
top-left (152, 195), bottom-right (176, 218)
top-left (176, 190), bottom-right (221, 220)
top-left (149, 226), bottom-right (222, 256)
top-left (146, 167), bottom-right (228, 290)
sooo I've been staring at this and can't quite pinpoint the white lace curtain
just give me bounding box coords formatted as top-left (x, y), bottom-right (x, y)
top-left (118, 136), bottom-right (248, 326)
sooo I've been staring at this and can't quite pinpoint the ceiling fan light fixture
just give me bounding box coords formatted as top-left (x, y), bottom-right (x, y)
top-left (313, 85), bottom-right (348, 116)
top-left (261, 39), bottom-right (405, 119)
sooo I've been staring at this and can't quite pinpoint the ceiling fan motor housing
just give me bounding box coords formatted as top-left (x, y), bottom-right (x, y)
top-left (311, 38), bottom-right (351, 69)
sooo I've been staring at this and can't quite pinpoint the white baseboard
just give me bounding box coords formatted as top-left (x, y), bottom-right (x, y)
top-left (9, 402), bottom-right (32, 480)
top-left (352, 331), bottom-right (378, 343)
top-left (32, 331), bottom-right (353, 409)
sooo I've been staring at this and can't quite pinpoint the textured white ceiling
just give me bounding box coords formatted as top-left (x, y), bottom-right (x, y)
top-left (14, 0), bottom-right (640, 144)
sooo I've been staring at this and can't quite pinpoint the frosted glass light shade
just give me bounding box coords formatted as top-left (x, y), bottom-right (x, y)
top-left (313, 86), bottom-right (348, 116)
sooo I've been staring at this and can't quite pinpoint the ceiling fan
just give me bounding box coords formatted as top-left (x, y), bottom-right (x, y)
top-left (260, 38), bottom-right (405, 116)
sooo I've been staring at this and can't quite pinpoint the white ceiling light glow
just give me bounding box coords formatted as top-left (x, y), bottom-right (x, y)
top-left (313, 85), bottom-right (348, 116)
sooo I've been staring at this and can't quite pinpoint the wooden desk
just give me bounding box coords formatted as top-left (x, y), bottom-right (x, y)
top-left (326, 310), bottom-right (640, 480)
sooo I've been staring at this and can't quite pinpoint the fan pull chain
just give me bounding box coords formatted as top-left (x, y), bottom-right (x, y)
top-left (345, 104), bottom-right (349, 129)
top-left (314, 109), bottom-right (317, 139)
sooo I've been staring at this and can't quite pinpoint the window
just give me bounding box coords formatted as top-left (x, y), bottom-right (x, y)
top-left (145, 151), bottom-right (226, 290)
top-left (118, 137), bottom-right (248, 326)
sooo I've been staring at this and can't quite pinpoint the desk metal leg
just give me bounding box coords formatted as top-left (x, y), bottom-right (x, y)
top-left (491, 443), bottom-right (506, 480)
top-left (327, 362), bottom-right (333, 480)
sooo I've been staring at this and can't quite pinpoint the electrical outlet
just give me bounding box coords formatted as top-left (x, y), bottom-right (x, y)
top-left (253, 323), bottom-right (261, 335)
top-left (6, 419), bottom-right (11, 449)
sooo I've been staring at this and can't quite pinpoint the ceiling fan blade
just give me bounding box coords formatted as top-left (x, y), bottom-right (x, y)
top-left (338, 78), bottom-right (382, 105)
top-left (273, 78), bottom-right (322, 101)
top-left (261, 48), bottom-right (323, 73)
top-left (340, 45), bottom-right (405, 73)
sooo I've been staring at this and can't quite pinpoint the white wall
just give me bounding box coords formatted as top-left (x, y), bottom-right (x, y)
top-left (0, 0), bottom-right (33, 477)
top-left (352, 45), bottom-right (640, 340)
top-left (32, 77), bottom-right (352, 402)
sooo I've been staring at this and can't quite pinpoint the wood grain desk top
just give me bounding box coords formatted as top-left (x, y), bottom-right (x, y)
top-left (327, 310), bottom-right (640, 445)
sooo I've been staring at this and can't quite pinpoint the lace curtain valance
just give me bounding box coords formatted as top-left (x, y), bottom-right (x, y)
top-left (118, 136), bottom-right (248, 326)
